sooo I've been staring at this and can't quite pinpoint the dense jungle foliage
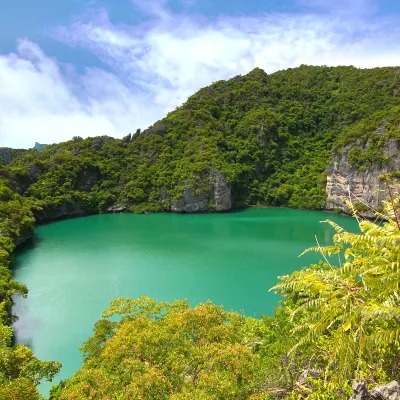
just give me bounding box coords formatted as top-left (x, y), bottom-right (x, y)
top-left (0, 65), bottom-right (400, 398)
top-left (2, 65), bottom-right (400, 216)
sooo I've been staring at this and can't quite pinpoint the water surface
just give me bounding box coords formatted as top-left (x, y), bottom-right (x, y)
top-left (13, 208), bottom-right (357, 391)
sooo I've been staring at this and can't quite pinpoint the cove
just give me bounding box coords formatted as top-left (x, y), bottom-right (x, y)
top-left (12, 208), bottom-right (357, 392)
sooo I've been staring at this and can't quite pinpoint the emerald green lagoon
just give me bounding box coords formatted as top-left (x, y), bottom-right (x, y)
top-left (13, 208), bottom-right (357, 390)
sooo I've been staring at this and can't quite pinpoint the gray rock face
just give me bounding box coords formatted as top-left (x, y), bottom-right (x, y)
top-left (370, 381), bottom-right (400, 400)
top-left (122, 133), bottom-right (132, 143)
top-left (35, 203), bottom-right (87, 222)
top-left (171, 172), bottom-right (232, 213)
top-left (106, 205), bottom-right (127, 213)
top-left (172, 189), bottom-right (209, 213)
top-left (143, 122), bottom-right (167, 136)
top-left (326, 138), bottom-right (400, 216)
top-left (213, 172), bottom-right (232, 211)
top-left (349, 381), bottom-right (400, 400)
top-left (350, 382), bottom-right (369, 400)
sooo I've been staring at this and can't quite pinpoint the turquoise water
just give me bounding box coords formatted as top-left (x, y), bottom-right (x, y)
top-left (13, 208), bottom-right (357, 392)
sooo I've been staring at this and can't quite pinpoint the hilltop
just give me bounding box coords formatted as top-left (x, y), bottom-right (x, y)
top-left (1, 64), bottom-right (400, 399)
top-left (2, 65), bottom-right (399, 220)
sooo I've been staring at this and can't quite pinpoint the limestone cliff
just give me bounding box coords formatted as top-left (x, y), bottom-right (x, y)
top-left (349, 381), bottom-right (400, 400)
top-left (326, 138), bottom-right (400, 215)
top-left (171, 172), bottom-right (232, 213)
top-left (35, 202), bottom-right (88, 222)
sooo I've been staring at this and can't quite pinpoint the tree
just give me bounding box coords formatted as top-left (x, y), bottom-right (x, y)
top-left (52, 297), bottom-right (269, 400)
top-left (272, 189), bottom-right (400, 389)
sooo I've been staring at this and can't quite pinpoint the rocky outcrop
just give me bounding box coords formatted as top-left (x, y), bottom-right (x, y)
top-left (143, 123), bottom-right (167, 136)
top-left (122, 129), bottom-right (141, 143)
top-left (213, 172), bottom-right (232, 211)
top-left (350, 381), bottom-right (400, 400)
top-left (326, 138), bottom-right (400, 215)
top-left (106, 205), bottom-right (127, 213)
top-left (172, 189), bottom-right (209, 213)
top-left (369, 382), bottom-right (400, 400)
top-left (171, 172), bottom-right (232, 213)
top-left (35, 203), bottom-right (88, 222)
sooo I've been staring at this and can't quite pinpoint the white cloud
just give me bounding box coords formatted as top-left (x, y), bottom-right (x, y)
top-left (0, 40), bottom-right (158, 148)
top-left (1, 3), bottom-right (400, 148)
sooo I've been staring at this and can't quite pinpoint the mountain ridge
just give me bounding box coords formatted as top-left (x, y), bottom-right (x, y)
top-left (2, 64), bottom-right (399, 219)
top-left (1, 64), bottom-right (400, 399)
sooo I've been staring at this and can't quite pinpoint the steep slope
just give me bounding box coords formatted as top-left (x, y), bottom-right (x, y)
top-left (327, 105), bottom-right (400, 214)
top-left (6, 65), bottom-right (400, 218)
top-left (1, 64), bottom-right (400, 398)
top-left (0, 147), bottom-right (27, 165)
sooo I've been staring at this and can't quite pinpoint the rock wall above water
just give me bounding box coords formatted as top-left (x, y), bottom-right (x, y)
top-left (171, 172), bottom-right (232, 213)
top-left (326, 138), bottom-right (400, 215)
top-left (35, 202), bottom-right (88, 222)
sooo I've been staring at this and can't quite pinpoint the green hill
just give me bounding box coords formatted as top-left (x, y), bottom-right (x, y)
top-left (1, 64), bottom-right (400, 399)
top-left (5, 65), bottom-right (400, 219)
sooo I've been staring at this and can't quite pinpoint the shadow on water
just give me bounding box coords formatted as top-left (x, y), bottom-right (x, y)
top-left (16, 237), bottom-right (36, 253)
top-left (12, 329), bottom-right (34, 348)
top-left (12, 236), bottom-right (42, 347)
top-left (12, 236), bottom-right (42, 271)
top-left (10, 208), bottom-right (359, 396)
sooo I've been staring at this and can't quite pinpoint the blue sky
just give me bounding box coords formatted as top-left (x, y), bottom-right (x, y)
top-left (1, 0), bottom-right (400, 148)
top-left (0, 0), bottom-right (300, 72)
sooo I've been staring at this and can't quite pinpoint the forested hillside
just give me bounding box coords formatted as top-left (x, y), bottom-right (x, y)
top-left (1, 65), bottom-right (400, 398)
top-left (2, 65), bottom-right (400, 217)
